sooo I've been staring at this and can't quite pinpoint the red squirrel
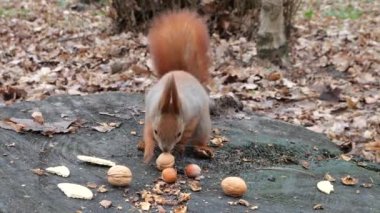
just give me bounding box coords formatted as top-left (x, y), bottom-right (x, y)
top-left (142, 10), bottom-right (213, 163)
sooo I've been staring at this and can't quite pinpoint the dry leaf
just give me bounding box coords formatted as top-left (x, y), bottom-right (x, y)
top-left (341, 175), bottom-right (358, 186)
top-left (140, 202), bottom-right (150, 211)
top-left (188, 180), bottom-right (202, 192)
top-left (313, 203), bottom-right (324, 210)
top-left (300, 160), bottom-right (310, 169)
top-left (360, 183), bottom-right (373, 188)
top-left (324, 173), bottom-right (336, 182)
top-left (31, 111), bottom-right (44, 124)
top-left (364, 141), bottom-right (380, 151)
top-left (173, 205), bottom-right (187, 213)
top-left (92, 122), bottom-right (121, 133)
top-left (31, 168), bottom-right (46, 176)
top-left (0, 117), bottom-right (76, 135)
top-left (97, 185), bottom-right (108, 193)
top-left (340, 154), bottom-right (352, 161)
top-left (238, 199), bottom-right (250, 207)
top-left (267, 71), bottom-right (282, 81)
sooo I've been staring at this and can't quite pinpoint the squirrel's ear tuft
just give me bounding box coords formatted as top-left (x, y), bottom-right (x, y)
top-left (159, 75), bottom-right (181, 114)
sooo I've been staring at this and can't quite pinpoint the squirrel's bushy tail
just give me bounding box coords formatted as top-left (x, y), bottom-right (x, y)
top-left (147, 10), bottom-right (210, 84)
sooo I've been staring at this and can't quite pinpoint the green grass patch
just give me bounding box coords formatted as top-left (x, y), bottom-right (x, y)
top-left (0, 7), bottom-right (30, 19)
top-left (324, 5), bottom-right (362, 20)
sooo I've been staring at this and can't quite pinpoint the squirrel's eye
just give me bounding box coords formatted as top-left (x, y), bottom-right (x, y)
top-left (154, 130), bottom-right (158, 134)
top-left (177, 132), bottom-right (181, 138)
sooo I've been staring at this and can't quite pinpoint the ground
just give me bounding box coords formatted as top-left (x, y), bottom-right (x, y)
top-left (0, 0), bottom-right (379, 162)
top-left (0, 93), bottom-right (378, 212)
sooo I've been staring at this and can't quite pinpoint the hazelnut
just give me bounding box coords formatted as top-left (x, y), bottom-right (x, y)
top-left (221, 177), bottom-right (247, 197)
top-left (162, 168), bottom-right (177, 183)
top-left (107, 165), bottom-right (132, 186)
top-left (156, 152), bottom-right (175, 171)
top-left (184, 164), bottom-right (201, 178)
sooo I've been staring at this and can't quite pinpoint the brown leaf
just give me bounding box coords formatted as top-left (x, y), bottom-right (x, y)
top-left (364, 141), bottom-right (380, 151)
top-left (300, 160), bottom-right (310, 169)
top-left (0, 119), bottom-right (26, 132)
top-left (324, 173), bottom-right (336, 182)
top-left (188, 180), bottom-right (202, 192)
top-left (97, 185), bottom-right (108, 193)
top-left (313, 203), bottom-right (324, 210)
top-left (173, 205), bottom-right (187, 213)
top-left (341, 175), bottom-right (358, 186)
top-left (31, 168), bottom-right (46, 176)
top-left (31, 111), bottom-right (44, 124)
top-left (140, 202), bottom-right (150, 211)
top-left (238, 199), bottom-right (250, 207)
top-left (267, 71), bottom-right (282, 81)
top-left (0, 117), bottom-right (76, 135)
top-left (92, 122), bottom-right (121, 133)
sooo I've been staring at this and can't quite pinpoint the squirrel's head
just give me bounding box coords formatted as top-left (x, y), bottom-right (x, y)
top-left (152, 75), bottom-right (185, 153)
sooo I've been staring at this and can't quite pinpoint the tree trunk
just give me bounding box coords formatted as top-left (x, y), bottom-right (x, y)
top-left (257, 0), bottom-right (287, 65)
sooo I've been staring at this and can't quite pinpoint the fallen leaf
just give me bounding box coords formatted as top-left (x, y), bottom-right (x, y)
top-left (251, 205), bottom-right (259, 210)
top-left (313, 203), bottom-right (324, 210)
top-left (31, 111), bottom-right (44, 124)
top-left (300, 160), bottom-right (310, 169)
top-left (324, 173), bottom-right (336, 182)
top-left (178, 193), bottom-right (191, 202)
top-left (360, 183), bottom-right (373, 188)
top-left (0, 117), bottom-right (76, 135)
top-left (173, 205), bottom-right (187, 213)
top-left (92, 122), bottom-right (121, 133)
top-left (340, 154), bottom-right (352, 161)
top-left (140, 202), bottom-right (150, 211)
top-left (341, 175), bottom-right (358, 186)
top-left (97, 185), bottom-right (108, 193)
top-left (188, 180), bottom-right (202, 192)
top-left (31, 168), bottom-right (46, 176)
top-left (267, 71), bottom-right (282, 81)
top-left (238, 199), bottom-right (250, 207)
top-left (364, 141), bottom-right (380, 151)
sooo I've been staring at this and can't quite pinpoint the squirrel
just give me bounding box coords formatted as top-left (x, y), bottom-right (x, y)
top-left (142, 10), bottom-right (214, 163)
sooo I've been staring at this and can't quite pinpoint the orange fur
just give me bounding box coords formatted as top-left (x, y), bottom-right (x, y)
top-left (142, 10), bottom-right (213, 163)
top-left (148, 10), bottom-right (210, 84)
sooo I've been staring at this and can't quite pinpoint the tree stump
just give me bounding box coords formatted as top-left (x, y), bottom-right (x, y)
top-left (257, 0), bottom-right (288, 64)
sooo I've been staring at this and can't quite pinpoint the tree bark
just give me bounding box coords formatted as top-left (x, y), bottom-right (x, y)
top-left (257, 0), bottom-right (287, 64)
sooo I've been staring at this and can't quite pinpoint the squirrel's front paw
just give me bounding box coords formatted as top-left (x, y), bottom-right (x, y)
top-left (193, 146), bottom-right (214, 159)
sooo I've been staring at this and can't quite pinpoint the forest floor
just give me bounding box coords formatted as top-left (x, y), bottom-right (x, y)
top-left (0, 0), bottom-right (379, 162)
